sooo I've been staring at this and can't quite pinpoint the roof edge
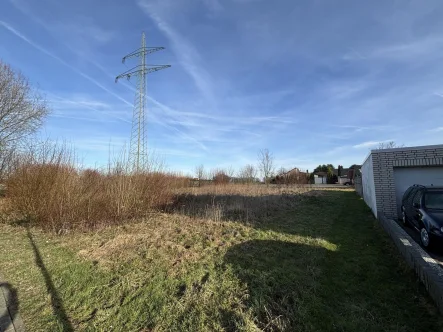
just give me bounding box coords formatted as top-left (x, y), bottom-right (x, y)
top-left (371, 144), bottom-right (443, 154)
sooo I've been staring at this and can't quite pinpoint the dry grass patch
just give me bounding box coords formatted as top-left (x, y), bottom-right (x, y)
top-left (69, 213), bottom-right (254, 273)
top-left (167, 184), bottom-right (315, 223)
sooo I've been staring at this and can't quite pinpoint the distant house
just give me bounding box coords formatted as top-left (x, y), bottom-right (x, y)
top-left (313, 171), bottom-right (328, 184)
top-left (335, 164), bottom-right (361, 184)
top-left (334, 166), bottom-right (349, 184)
top-left (311, 165), bottom-right (361, 185)
top-left (271, 167), bottom-right (309, 184)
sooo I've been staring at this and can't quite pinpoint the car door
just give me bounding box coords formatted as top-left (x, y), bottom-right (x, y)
top-left (409, 189), bottom-right (424, 228)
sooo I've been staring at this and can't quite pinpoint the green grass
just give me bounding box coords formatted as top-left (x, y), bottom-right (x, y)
top-left (0, 189), bottom-right (442, 331)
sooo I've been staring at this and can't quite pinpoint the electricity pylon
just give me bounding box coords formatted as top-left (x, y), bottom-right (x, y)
top-left (115, 32), bottom-right (170, 172)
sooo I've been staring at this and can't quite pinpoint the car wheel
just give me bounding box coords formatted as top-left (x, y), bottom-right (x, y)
top-left (401, 209), bottom-right (408, 226)
top-left (420, 226), bottom-right (430, 248)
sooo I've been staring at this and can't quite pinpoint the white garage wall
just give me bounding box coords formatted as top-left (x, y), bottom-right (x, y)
top-left (362, 154), bottom-right (377, 217)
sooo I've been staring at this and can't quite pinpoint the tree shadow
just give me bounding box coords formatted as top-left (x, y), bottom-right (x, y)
top-left (0, 282), bottom-right (20, 332)
top-left (223, 240), bottom-right (328, 331)
top-left (26, 229), bottom-right (74, 332)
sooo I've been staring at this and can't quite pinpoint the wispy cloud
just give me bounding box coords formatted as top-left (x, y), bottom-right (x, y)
top-left (4, 0), bottom-right (443, 171)
top-left (353, 141), bottom-right (379, 149)
top-left (70, 136), bottom-right (128, 153)
top-left (48, 94), bottom-right (131, 124)
top-left (0, 20), bottom-right (132, 107)
top-left (136, 0), bottom-right (215, 101)
top-left (201, 0), bottom-right (223, 13)
top-left (371, 37), bottom-right (443, 61)
top-left (353, 140), bottom-right (395, 149)
top-left (1, 18), bottom-right (213, 151)
top-left (8, 0), bottom-right (115, 45)
top-left (342, 47), bottom-right (367, 61)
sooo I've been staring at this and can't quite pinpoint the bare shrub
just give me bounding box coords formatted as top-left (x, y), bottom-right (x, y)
top-left (5, 142), bottom-right (186, 232)
top-left (213, 170), bottom-right (230, 185)
top-left (378, 141), bottom-right (404, 149)
top-left (238, 164), bottom-right (257, 184)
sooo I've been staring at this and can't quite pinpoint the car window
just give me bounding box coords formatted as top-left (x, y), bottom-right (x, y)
top-left (412, 189), bottom-right (424, 207)
top-left (424, 192), bottom-right (443, 210)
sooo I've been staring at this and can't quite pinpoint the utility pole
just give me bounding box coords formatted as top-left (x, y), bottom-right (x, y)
top-left (115, 32), bottom-right (170, 172)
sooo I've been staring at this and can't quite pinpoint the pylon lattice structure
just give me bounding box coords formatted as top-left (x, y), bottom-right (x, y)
top-left (115, 32), bottom-right (170, 172)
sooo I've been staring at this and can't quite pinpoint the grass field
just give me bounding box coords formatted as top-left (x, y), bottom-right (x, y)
top-left (1, 187), bottom-right (442, 331)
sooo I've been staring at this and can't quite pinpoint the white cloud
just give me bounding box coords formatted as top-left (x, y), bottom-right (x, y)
top-left (353, 140), bottom-right (395, 149)
top-left (353, 141), bottom-right (380, 149)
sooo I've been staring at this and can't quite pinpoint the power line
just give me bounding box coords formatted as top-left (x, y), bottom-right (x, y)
top-left (115, 32), bottom-right (170, 172)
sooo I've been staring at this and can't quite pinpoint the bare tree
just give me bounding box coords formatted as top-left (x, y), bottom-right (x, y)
top-left (238, 164), bottom-right (257, 183)
top-left (226, 165), bottom-right (235, 179)
top-left (378, 141), bottom-right (404, 149)
top-left (0, 146), bottom-right (17, 181)
top-left (0, 60), bottom-right (49, 147)
top-left (257, 148), bottom-right (275, 185)
top-left (0, 60), bottom-right (49, 179)
top-left (195, 164), bottom-right (205, 180)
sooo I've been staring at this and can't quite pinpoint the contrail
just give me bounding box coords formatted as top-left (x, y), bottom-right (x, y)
top-left (0, 20), bottom-right (208, 150)
top-left (0, 20), bottom-right (133, 107)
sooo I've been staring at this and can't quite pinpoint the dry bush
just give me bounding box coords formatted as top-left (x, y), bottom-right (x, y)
top-left (212, 170), bottom-right (230, 185)
top-left (5, 143), bottom-right (187, 232)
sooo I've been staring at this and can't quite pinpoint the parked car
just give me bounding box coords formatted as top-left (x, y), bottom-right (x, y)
top-left (343, 181), bottom-right (352, 186)
top-left (401, 184), bottom-right (443, 248)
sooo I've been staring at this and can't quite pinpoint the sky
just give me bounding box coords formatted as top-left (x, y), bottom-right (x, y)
top-left (1, 0), bottom-right (443, 176)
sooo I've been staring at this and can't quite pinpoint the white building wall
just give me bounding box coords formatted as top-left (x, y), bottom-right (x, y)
top-left (338, 177), bottom-right (348, 184)
top-left (362, 154), bottom-right (377, 217)
top-left (314, 175), bottom-right (326, 184)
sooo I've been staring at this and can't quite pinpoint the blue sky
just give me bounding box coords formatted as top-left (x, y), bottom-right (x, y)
top-left (1, 0), bottom-right (443, 175)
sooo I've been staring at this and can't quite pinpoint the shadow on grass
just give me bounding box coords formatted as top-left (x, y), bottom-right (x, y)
top-left (166, 189), bottom-right (335, 235)
top-left (26, 229), bottom-right (74, 332)
top-left (0, 282), bottom-right (19, 331)
top-left (224, 239), bottom-right (328, 331)
top-left (223, 191), bottom-right (443, 331)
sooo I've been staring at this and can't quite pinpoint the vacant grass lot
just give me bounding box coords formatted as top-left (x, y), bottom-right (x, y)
top-left (0, 188), bottom-right (442, 331)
